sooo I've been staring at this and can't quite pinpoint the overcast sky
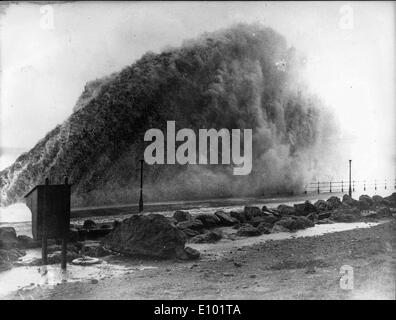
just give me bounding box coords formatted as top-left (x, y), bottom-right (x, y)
top-left (0, 1), bottom-right (395, 181)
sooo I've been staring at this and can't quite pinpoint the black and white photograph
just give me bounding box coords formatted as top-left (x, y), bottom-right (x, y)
top-left (0, 0), bottom-right (395, 303)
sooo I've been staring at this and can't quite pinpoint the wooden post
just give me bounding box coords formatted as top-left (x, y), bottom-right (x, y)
top-left (329, 181), bottom-right (332, 193)
top-left (348, 160), bottom-right (352, 197)
top-left (61, 176), bottom-right (69, 270)
top-left (139, 159), bottom-right (144, 213)
top-left (317, 181), bottom-right (320, 194)
top-left (42, 178), bottom-right (49, 265)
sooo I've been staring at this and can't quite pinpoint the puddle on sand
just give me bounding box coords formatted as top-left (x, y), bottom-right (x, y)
top-left (0, 248), bottom-right (157, 299)
top-left (189, 221), bottom-right (385, 255)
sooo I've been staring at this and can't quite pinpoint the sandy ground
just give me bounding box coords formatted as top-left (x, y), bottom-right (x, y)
top-left (6, 219), bottom-right (396, 300)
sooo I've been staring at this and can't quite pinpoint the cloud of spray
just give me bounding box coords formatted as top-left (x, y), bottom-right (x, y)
top-left (0, 23), bottom-right (343, 207)
top-left (100, 23), bottom-right (344, 204)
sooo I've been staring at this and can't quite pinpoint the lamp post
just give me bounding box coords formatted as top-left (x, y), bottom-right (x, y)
top-left (348, 160), bottom-right (352, 197)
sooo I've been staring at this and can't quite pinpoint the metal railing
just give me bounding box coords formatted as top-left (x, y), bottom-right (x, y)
top-left (304, 179), bottom-right (396, 194)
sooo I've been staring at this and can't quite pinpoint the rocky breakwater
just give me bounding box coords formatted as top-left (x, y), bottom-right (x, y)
top-left (171, 192), bottom-right (396, 246)
top-left (313, 193), bottom-right (396, 223)
top-left (173, 203), bottom-right (315, 243)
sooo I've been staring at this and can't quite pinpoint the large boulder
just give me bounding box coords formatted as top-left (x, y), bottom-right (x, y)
top-left (0, 248), bottom-right (26, 261)
top-left (294, 201), bottom-right (317, 216)
top-left (100, 223), bottom-right (112, 230)
top-left (0, 257), bottom-right (12, 271)
top-left (277, 204), bottom-right (296, 216)
top-left (271, 224), bottom-right (290, 233)
top-left (384, 193), bottom-right (396, 206)
top-left (293, 203), bottom-right (305, 215)
top-left (17, 235), bottom-right (40, 249)
top-left (167, 217), bottom-right (178, 225)
top-left (262, 207), bottom-right (280, 217)
top-left (372, 195), bottom-right (385, 204)
top-left (256, 222), bottom-right (271, 234)
top-left (304, 201), bottom-right (317, 213)
top-left (189, 230), bottom-right (222, 243)
top-left (342, 194), bottom-right (359, 208)
top-left (244, 206), bottom-right (262, 219)
top-left (375, 207), bottom-right (392, 218)
top-left (291, 216), bottom-right (314, 229)
top-left (104, 214), bottom-right (187, 259)
top-left (195, 214), bottom-right (221, 228)
top-left (173, 210), bottom-right (192, 222)
top-left (0, 248), bottom-right (26, 271)
top-left (176, 219), bottom-right (204, 230)
top-left (236, 224), bottom-right (261, 237)
top-left (183, 247), bottom-right (200, 260)
top-left (0, 227), bottom-right (18, 249)
top-left (314, 200), bottom-right (332, 212)
top-left (358, 199), bottom-right (370, 210)
top-left (83, 219), bottom-right (97, 230)
top-left (318, 211), bottom-right (332, 220)
top-left (230, 211), bottom-right (247, 223)
top-left (383, 199), bottom-right (394, 207)
top-left (326, 196), bottom-right (343, 209)
top-left (316, 218), bottom-right (335, 225)
top-left (248, 215), bottom-right (278, 227)
top-left (260, 215), bottom-right (279, 224)
top-left (358, 194), bottom-right (374, 210)
top-left (359, 195), bottom-right (374, 206)
top-left (247, 216), bottom-right (265, 227)
top-left (331, 207), bottom-right (361, 222)
top-left (273, 216), bottom-right (314, 231)
top-left (214, 211), bottom-right (238, 226)
top-left (182, 228), bottom-right (200, 238)
top-left (306, 212), bottom-right (318, 222)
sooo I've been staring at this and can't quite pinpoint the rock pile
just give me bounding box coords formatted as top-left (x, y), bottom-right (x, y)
top-left (169, 192), bottom-right (396, 244)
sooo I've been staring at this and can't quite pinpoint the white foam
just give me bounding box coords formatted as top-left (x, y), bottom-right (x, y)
top-left (0, 203), bottom-right (31, 223)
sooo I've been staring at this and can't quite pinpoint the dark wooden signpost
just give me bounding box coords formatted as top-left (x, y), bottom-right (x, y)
top-left (24, 177), bottom-right (71, 269)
